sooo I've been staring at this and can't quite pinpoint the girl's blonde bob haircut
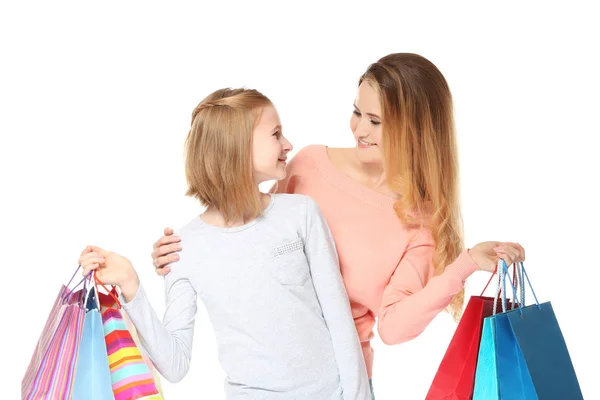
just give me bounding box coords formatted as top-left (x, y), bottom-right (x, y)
top-left (184, 88), bottom-right (272, 224)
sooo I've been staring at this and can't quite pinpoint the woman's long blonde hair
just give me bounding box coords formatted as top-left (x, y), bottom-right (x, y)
top-left (360, 54), bottom-right (465, 321)
top-left (185, 88), bottom-right (272, 225)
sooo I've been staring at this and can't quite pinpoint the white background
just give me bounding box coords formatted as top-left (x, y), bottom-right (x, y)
top-left (2, 1), bottom-right (598, 399)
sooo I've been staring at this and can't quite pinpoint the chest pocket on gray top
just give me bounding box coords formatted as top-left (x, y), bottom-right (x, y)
top-left (269, 239), bottom-right (310, 286)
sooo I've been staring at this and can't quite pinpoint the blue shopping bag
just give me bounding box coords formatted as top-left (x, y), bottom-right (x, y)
top-left (495, 312), bottom-right (537, 399)
top-left (473, 262), bottom-right (522, 400)
top-left (497, 261), bottom-right (583, 400)
top-left (72, 285), bottom-right (114, 400)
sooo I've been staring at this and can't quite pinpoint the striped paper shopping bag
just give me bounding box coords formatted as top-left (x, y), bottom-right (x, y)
top-left (95, 277), bottom-right (162, 400)
top-left (102, 308), bottom-right (162, 400)
top-left (122, 307), bottom-right (165, 397)
top-left (22, 267), bottom-right (87, 399)
top-left (98, 287), bottom-right (165, 398)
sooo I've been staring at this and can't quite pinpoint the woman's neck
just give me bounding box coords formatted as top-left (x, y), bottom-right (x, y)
top-left (349, 152), bottom-right (395, 195)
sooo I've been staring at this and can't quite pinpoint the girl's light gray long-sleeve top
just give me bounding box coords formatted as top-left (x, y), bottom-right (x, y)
top-left (120, 194), bottom-right (371, 400)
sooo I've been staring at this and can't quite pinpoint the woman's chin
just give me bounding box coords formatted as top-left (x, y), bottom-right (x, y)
top-left (274, 169), bottom-right (287, 181)
top-left (354, 146), bottom-right (383, 164)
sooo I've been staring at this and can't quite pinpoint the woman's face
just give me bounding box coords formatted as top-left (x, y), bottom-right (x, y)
top-left (350, 81), bottom-right (384, 164)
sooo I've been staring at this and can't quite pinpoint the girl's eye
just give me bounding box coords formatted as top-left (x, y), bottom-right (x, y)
top-left (352, 110), bottom-right (361, 116)
top-left (370, 120), bottom-right (381, 126)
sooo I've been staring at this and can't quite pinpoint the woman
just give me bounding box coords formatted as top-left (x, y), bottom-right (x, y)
top-left (151, 53), bottom-right (525, 397)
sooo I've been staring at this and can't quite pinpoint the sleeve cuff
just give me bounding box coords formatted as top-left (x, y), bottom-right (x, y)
top-left (447, 249), bottom-right (480, 282)
top-left (119, 283), bottom-right (147, 310)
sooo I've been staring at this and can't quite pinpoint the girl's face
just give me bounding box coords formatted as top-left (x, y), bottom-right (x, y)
top-left (350, 82), bottom-right (384, 164)
top-left (252, 104), bottom-right (292, 183)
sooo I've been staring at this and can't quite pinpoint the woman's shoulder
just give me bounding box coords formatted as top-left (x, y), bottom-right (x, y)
top-left (281, 145), bottom-right (326, 179)
top-left (300, 143), bottom-right (326, 152)
top-left (291, 144), bottom-right (326, 163)
top-left (288, 144), bottom-right (355, 175)
top-left (295, 144), bottom-right (353, 159)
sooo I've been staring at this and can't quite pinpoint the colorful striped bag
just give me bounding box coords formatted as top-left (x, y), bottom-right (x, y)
top-left (97, 286), bottom-right (165, 397)
top-left (122, 307), bottom-right (165, 397)
top-left (22, 266), bottom-right (87, 399)
top-left (95, 274), bottom-right (162, 400)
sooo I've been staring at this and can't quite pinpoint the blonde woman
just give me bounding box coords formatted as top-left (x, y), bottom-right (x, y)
top-left (152, 54), bottom-right (526, 398)
top-left (79, 88), bottom-right (372, 400)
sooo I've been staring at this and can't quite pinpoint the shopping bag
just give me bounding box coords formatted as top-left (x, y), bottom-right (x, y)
top-left (95, 273), bottom-right (162, 400)
top-left (22, 266), bottom-right (87, 399)
top-left (99, 285), bottom-right (165, 398)
top-left (426, 269), bottom-right (507, 399)
top-left (473, 263), bottom-right (520, 400)
top-left (72, 285), bottom-right (115, 400)
top-left (123, 306), bottom-right (165, 397)
top-left (472, 316), bottom-right (499, 400)
top-left (496, 261), bottom-right (583, 399)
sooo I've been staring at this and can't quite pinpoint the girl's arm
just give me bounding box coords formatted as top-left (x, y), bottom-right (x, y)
top-left (80, 246), bottom-right (199, 383)
top-left (120, 269), bottom-right (198, 383)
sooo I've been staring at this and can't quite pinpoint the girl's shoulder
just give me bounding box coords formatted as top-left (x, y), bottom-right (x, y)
top-left (270, 192), bottom-right (312, 208)
top-left (270, 193), bottom-right (323, 224)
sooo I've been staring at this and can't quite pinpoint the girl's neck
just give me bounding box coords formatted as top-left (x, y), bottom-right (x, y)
top-left (202, 192), bottom-right (271, 228)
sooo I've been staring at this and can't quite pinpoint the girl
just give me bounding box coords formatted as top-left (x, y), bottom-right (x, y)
top-left (79, 88), bottom-right (372, 399)
top-left (151, 54), bottom-right (526, 397)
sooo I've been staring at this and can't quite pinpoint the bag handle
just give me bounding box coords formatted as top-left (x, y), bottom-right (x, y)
top-left (485, 261), bottom-right (520, 315)
top-left (480, 265), bottom-right (498, 296)
top-left (500, 260), bottom-right (541, 315)
top-left (62, 265), bottom-right (88, 306)
top-left (93, 271), bottom-right (122, 309)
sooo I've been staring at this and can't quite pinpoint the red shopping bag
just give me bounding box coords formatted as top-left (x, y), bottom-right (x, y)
top-left (426, 268), bottom-right (515, 400)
